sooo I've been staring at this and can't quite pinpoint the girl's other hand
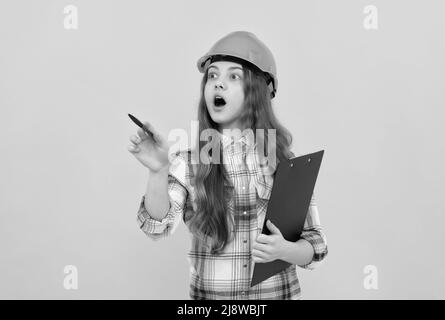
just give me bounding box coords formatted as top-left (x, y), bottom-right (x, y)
top-left (252, 220), bottom-right (288, 263)
top-left (127, 121), bottom-right (170, 172)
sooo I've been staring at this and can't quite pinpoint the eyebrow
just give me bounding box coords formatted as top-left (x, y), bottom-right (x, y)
top-left (208, 66), bottom-right (243, 72)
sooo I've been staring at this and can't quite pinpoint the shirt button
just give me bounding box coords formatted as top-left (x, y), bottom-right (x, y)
top-left (243, 239), bottom-right (247, 243)
top-left (242, 186), bottom-right (246, 190)
top-left (243, 264), bottom-right (247, 268)
top-left (243, 211), bottom-right (247, 215)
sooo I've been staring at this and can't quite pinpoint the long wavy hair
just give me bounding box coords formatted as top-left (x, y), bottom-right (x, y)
top-left (188, 57), bottom-right (294, 254)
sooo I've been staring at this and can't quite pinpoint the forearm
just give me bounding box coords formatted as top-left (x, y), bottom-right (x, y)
top-left (281, 239), bottom-right (315, 266)
top-left (144, 165), bottom-right (171, 222)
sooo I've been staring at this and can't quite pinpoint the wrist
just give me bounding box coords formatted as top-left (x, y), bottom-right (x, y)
top-left (281, 239), bottom-right (308, 265)
top-left (148, 163), bottom-right (170, 174)
top-left (281, 240), bottom-right (296, 262)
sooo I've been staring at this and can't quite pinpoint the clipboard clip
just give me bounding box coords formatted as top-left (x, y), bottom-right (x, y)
top-left (289, 157), bottom-right (312, 168)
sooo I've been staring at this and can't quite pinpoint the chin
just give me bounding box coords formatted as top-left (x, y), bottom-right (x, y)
top-left (209, 115), bottom-right (226, 124)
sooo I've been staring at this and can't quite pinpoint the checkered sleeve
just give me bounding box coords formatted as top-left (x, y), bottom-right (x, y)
top-left (136, 152), bottom-right (189, 241)
top-left (297, 192), bottom-right (328, 270)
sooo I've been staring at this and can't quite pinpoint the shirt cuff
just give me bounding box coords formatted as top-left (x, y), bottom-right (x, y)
top-left (298, 228), bottom-right (328, 270)
top-left (137, 195), bottom-right (174, 240)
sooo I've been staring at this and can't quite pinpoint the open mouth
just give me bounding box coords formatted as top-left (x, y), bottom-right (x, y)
top-left (214, 95), bottom-right (226, 107)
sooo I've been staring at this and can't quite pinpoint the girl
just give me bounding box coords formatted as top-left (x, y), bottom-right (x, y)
top-left (128, 31), bottom-right (328, 300)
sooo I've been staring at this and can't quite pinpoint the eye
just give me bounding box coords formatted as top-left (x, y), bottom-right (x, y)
top-left (208, 72), bottom-right (217, 79)
top-left (230, 73), bottom-right (241, 80)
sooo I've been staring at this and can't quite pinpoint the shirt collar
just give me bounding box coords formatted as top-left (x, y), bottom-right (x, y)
top-left (219, 131), bottom-right (256, 151)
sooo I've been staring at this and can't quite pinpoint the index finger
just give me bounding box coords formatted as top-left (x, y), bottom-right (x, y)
top-left (137, 127), bottom-right (148, 139)
top-left (136, 121), bottom-right (154, 140)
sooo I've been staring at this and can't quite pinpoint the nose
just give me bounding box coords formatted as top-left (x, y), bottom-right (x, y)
top-left (215, 81), bottom-right (225, 90)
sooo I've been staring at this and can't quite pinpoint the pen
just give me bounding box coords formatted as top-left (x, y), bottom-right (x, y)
top-left (128, 113), bottom-right (156, 141)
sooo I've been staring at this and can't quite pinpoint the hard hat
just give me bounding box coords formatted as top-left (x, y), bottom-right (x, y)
top-left (197, 31), bottom-right (278, 99)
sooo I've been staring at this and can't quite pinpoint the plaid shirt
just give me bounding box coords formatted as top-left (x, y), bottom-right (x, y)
top-left (137, 132), bottom-right (328, 300)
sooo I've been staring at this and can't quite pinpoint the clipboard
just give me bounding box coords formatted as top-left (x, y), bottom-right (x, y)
top-left (250, 150), bottom-right (324, 287)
